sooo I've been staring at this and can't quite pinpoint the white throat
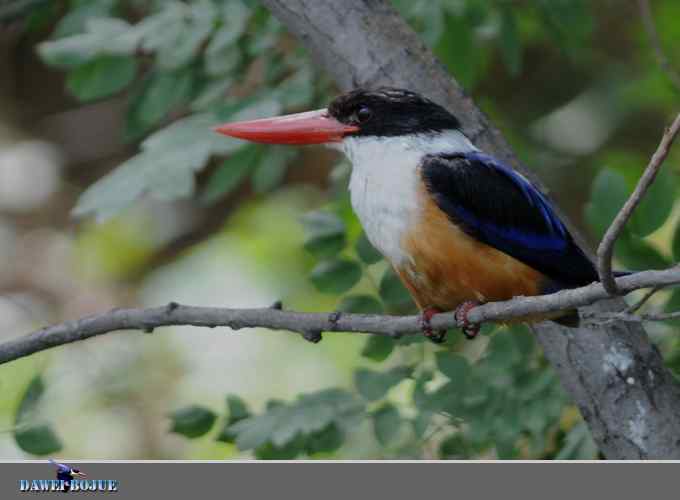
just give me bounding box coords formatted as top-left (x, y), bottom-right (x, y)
top-left (338, 130), bottom-right (476, 267)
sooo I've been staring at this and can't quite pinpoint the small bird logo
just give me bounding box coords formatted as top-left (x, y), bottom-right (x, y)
top-left (48, 459), bottom-right (87, 492)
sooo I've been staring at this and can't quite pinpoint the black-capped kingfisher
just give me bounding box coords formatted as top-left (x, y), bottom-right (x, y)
top-left (214, 88), bottom-right (600, 342)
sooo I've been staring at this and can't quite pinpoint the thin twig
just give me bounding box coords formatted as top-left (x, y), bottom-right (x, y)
top-left (596, 113), bottom-right (680, 294)
top-left (2, 267), bottom-right (680, 366)
top-left (585, 310), bottom-right (680, 324)
top-left (625, 285), bottom-right (663, 314)
top-left (637, 0), bottom-right (680, 92)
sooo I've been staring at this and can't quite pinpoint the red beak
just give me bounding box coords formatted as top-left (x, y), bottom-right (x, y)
top-left (213, 109), bottom-right (359, 145)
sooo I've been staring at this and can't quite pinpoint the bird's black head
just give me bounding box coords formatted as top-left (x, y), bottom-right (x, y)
top-left (69, 468), bottom-right (86, 478)
top-left (214, 87), bottom-right (462, 145)
top-left (327, 87), bottom-right (461, 138)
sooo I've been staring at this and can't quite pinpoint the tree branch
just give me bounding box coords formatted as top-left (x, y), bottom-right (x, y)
top-left (3, 268), bottom-right (680, 366)
top-left (596, 113), bottom-right (680, 294)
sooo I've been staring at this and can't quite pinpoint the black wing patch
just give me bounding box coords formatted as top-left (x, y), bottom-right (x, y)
top-left (420, 151), bottom-right (597, 288)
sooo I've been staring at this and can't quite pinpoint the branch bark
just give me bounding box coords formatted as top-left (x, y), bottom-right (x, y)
top-left (3, 267), bottom-right (680, 367)
top-left (259, 0), bottom-right (680, 459)
top-left (596, 113), bottom-right (680, 294)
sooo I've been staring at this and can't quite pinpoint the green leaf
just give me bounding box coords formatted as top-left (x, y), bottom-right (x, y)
top-left (355, 232), bottom-right (382, 264)
top-left (373, 403), bottom-right (401, 446)
top-left (201, 146), bottom-right (260, 204)
top-left (305, 424), bottom-right (344, 455)
top-left (535, 0), bottom-right (593, 53)
top-left (272, 67), bottom-right (316, 108)
top-left (412, 410), bottom-right (432, 438)
top-left (203, 0), bottom-right (251, 77)
top-left (208, 1), bottom-right (251, 54)
top-left (15, 426), bottom-right (63, 456)
top-left (310, 258), bottom-right (362, 294)
top-left (39, 17), bottom-right (138, 68)
top-left (74, 99), bottom-right (281, 220)
top-left (355, 366), bottom-right (412, 401)
top-left (439, 434), bottom-right (468, 459)
top-left (436, 353), bottom-right (470, 385)
top-left (556, 422), bottom-right (598, 459)
top-left (216, 395), bottom-right (251, 443)
top-left (508, 324), bottom-right (535, 355)
top-left (246, 13), bottom-right (280, 56)
top-left (169, 405), bottom-right (217, 438)
top-left (412, 371), bottom-right (433, 409)
top-left (485, 329), bottom-right (522, 371)
top-left (361, 338), bottom-right (397, 366)
top-left (616, 231), bottom-right (669, 271)
top-left (585, 168), bottom-right (630, 239)
top-left (26, 2), bottom-right (62, 33)
top-left (155, 1), bottom-right (217, 70)
top-left (629, 168), bottom-right (676, 237)
top-left (66, 55), bottom-right (137, 102)
top-left (226, 395), bottom-right (251, 422)
top-left (495, 433), bottom-right (519, 459)
top-left (435, 13), bottom-right (480, 88)
top-left (379, 268), bottom-right (414, 311)
top-left (251, 147), bottom-right (296, 193)
top-left (425, 380), bottom-right (465, 415)
top-left (15, 375), bottom-right (45, 423)
top-left (229, 413), bottom-right (277, 450)
top-left (361, 336), bottom-right (395, 362)
top-left (191, 78), bottom-right (234, 111)
top-left (137, 2), bottom-right (185, 53)
top-left (499, 6), bottom-right (521, 76)
top-left (53, 0), bottom-right (116, 38)
top-left (301, 211), bottom-right (346, 258)
top-left (338, 294), bottom-right (384, 314)
top-left (14, 376), bottom-right (62, 456)
top-left (255, 435), bottom-right (306, 459)
top-left (228, 389), bottom-right (362, 450)
top-left (205, 44), bottom-right (242, 77)
top-left (126, 69), bottom-right (195, 140)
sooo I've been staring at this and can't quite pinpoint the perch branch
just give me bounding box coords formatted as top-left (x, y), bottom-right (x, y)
top-left (596, 113), bottom-right (680, 294)
top-left (2, 267), bottom-right (680, 366)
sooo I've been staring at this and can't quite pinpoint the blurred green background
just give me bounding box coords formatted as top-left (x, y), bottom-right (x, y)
top-left (0, 0), bottom-right (679, 460)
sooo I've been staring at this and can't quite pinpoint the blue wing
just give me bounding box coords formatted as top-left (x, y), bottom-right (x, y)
top-left (420, 151), bottom-right (598, 289)
top-left (48, 458), bottom-right (71, 474)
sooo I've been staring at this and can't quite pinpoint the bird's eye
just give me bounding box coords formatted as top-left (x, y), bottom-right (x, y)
top-left (356, 106), bottom-right (372, 123)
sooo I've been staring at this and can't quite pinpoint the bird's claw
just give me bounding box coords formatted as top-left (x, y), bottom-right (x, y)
top-left (419, 308), bottom-right (447, 344)
top-left (455, 301), bottom-right (480, 340)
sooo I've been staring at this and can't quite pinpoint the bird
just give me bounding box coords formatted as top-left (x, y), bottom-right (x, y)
top-left (214, 87), bottom-right (601, 342)
top-left (49, 459), bottom-right (86, 492)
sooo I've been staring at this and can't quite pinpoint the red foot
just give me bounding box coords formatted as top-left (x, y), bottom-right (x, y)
top-left (419, 308), bottom-right (447, 344)
top-left (455, 301), bottom-right (480, 340)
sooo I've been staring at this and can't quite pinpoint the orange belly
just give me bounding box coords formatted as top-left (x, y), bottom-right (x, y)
top-left (395, 186), bottom-right (548, 316)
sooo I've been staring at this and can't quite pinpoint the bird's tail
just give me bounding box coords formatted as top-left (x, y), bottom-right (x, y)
top-left (614, 270), bottom-right (634, 277)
